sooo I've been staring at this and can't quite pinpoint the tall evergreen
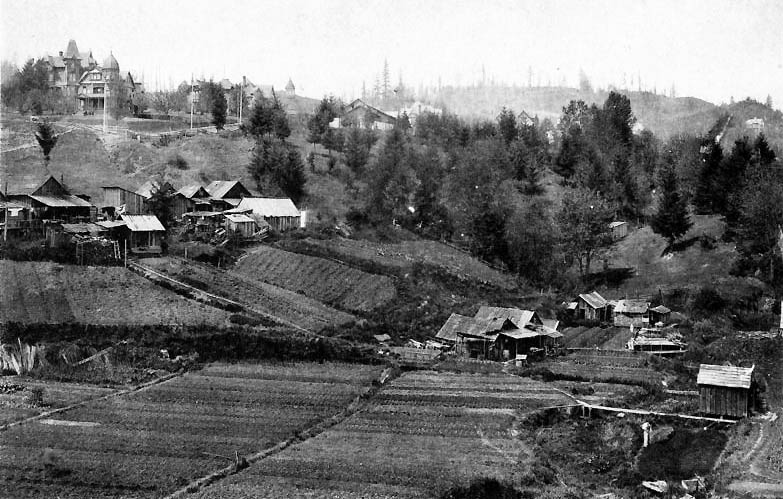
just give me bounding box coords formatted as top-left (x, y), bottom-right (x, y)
top-left (650, 162), bottom-right (692, 246)
top-left (693, 141), bottom-right (723, 214)
top-left (34, 120), bottom-right (58, 167)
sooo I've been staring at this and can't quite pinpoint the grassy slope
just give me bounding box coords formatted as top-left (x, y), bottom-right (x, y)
top-left (602, 214), bottom-right (737, 298)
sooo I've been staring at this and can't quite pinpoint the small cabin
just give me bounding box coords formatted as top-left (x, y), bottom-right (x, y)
top-left (575, 291), bottom-right (610, 322)
top-left (609, 221), bottom-right (628, 239)
top-left (119, 214), bottom-right (165, 254)
top-left (224, 213), bottom-right (257, 238)
top-left (697, 364), bottom-right (755, 418)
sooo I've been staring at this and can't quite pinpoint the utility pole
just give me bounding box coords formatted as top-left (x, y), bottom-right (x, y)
top-left (190, 74), bottom-right (194, 130)
top-left (3, 181), bottom-right (8, 243)
top-left (103, 86), bottom-right (108, 135)
top-left (239, 76), bottom-right (245, 123)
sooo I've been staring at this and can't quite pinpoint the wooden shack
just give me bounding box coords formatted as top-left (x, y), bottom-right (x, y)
top-left (235, 197), bottom-right (301, 231)
top-left (101, 186), bottom-right (146, 215)
top-left (697, 364), bottom-right (755, 418)
top-left (224, 213), bottom-right (257, 238)
top-left (609, 221), bottom-right (628, 239)
top-left (119, 214), bottom-right (165, 255)
top-left (575, 291), bottom-right (610, 322)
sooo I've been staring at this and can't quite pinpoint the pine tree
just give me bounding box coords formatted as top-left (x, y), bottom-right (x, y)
top-left (34, 120), bottom-right (58, 167)
top-left (650, 162), bottom-right (692, 246)
top-left (693, 141), bottom-right (723, 214)
top-left (211, 85), bottom-right (227, 130)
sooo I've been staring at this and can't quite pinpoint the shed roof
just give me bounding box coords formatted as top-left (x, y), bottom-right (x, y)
top-left (541, 319), bottom-right (560, 331)
top-left (205, 180), bottom-right (250, 199)
top-left (697, 364), bottom-right (754, 389)
top-left (96, 220), bottom-right (126, 229)
top-left (237, 197), bottom-right (300, 217)
top-left (474, 306), bottom-right (540, 329)
top-left (120, 214), bottom-right (165, 232)
top-left (609, 221), bottom-right (627, 229)
top-left (498, 329), bottom-right (541, 340)
top-left (60, 223), bottom-right (107, 235)
top-left (650, 305), bottom-right (672, 314)
top-left (579, 291), bottom-right (608, 309)
top-left (30, 195), bottom-right (93, 208)
top-left (225, 213), bottom-right (255, 224)
top-left (614, 299), bottom-right (650, 315)
top-left (435, 313), bottom-right (491, 342)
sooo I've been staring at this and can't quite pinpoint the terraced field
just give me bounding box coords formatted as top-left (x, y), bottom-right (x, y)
top-left (193, 371), bottom-right (575, 498)
top-left (0, 362), bottom-right (383, 498)
top-left (0, 260), bottom-right (231, 325)
top-left (234, 246), bottom-right (396, 312)
top-left (140, 257), bottom-right (356, 331)
top-left (0, 379), bottom-right (118, 426)
top-left (300, 237), bottom-right (517, 289)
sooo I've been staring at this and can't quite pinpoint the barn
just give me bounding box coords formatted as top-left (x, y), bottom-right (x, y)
top-left (235, 197), bottom-right (301, 231)
top-left (697, 364), bottom-right (755, 418)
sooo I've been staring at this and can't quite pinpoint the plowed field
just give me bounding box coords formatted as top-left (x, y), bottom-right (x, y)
top-left (0, 362), bottom-right (383, 498)
top-left (0, 260), bottom-right (231, 325)
top-left (234, 246), bottom-right (396, 312)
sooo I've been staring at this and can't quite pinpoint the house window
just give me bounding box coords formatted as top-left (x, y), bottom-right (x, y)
top-left (94, 86), bottom-right (103, 94)
top-left (91, 73), bottom-right (101, 81)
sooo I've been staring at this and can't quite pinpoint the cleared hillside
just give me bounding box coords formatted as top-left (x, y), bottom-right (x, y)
top-left (0, 260), bottom-right (231, 325)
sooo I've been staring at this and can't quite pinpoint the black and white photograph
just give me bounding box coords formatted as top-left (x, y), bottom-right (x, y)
top-left (1, 0), bottom-right (782, 497)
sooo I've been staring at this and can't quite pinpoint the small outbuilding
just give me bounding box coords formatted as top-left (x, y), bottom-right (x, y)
top-left (609, 221), bottom-right (628, 239)
top-left (224, 213), bottom-right (257, 238)
top-left (697, 364), bottom-right (755, 418)
top-left (575, 291), bottom-right (610, 322)
top-left (235, 197), bottom-right (301, 232)
top-left (613, 299), bottom-right (650, 327)
top-left (649, 305), bottom-right (672, 325)
top-left (119, 214), bottom-right (165, 254)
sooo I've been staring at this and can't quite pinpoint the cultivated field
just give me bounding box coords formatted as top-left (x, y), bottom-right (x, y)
top-left (140, 257), bottom-right (356, 331)
top-left (234, 246), bottom-right (396, 312)
top-left (0, 379), bottom-right (118, 426)
top-left (192, 370), bottom-right (578, 498)
top-left (0, 261), bottom-right (232, 325)
top-left (562, 326), bottom-right (632, 349)
top-left (300, 237), bottom-right (517, 289)
top-left (0, 362), bottom-right (384, 498)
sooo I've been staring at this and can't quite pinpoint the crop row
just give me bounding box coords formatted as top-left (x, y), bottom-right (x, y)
top-left (141, 257), bottom-right (355, 331)
top-left (1, 362), bottom-right (383, 499)
top-left (192, 371), bottom-right (555, 498)
top-left (0, 261), bottom-right (231, 325)
top-left (234, 246), bottom-right (396, 312)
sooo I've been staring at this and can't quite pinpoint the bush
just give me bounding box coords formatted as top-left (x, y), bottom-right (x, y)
top-left (26, 386), bottom-right (45, 406)
top-left (441, 478), bottom-right (522, 499)
top-left (167, 154), bottom-right (189, 170)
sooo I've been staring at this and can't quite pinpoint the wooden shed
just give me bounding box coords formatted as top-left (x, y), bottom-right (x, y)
top-left (224, 213), bottom-right (257, 238)
top-left (119, 214), bottom-right (166, 255)
top-left (235, 197), bottom-right (301, 232)
top-left (575, 291), bottom-right (610, 322)
top-left (697, 364), bottom-right (755, 418)
top-left (101, 186), bottom-right (146, 215)
top-left (609, 221), bottom-right (628, 239)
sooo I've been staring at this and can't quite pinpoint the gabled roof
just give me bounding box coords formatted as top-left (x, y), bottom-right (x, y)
top-left (5, 175), bottom-right (65, 196)
top-left (205, 180), bottom-right (250, 200)
top-left (236, 197), bottom-right (300, 218)
top-left (474, 306), bottom-right (541, 329)
top-left (136, 180), bottom-right (173, 199)
top-left (29, 195), bottom-right (93, 208)
top-left (225, 213), bottom-right (255, 224)
top-left (435, 313), bottom-right (491, 342)
top-left (650, 305), bottom-right (671, 314)
top-left (614, 299), bottom-right (649, 315)
top-left (697, 364), bottom-right (754, 389)
top-left (176, 185), bottom-right (210, 199)
top-left (120, 214), bottom-right (165, 232)
top-left (47, 55), bottom-right (65, 68)
top-left (578, 291), bottom-right (608, 309)
top-left (541, 319), bottom-right (559, 331)
top-left (497, 328), bottom-right (541, 340)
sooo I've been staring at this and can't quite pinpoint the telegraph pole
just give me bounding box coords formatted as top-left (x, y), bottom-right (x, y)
top-left (103, 86), bottom-right (108, 135)
top-left (3, 181), bottom-right (8, 243)
top-left (190, 74), bottom-right (194, 130)
top-left (239, 76), bottom-right (245, 123)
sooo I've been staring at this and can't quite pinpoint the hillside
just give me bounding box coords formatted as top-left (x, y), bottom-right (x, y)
top-left (431, 85), bottom-right (721, 139)
top-left (0, 260), bottom-right (231, 325)
top-left (718, 98), bottom-right (783, 153)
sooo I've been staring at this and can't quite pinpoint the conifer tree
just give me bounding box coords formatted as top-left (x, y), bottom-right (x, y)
top-left (34, 120), bottom-right (58, 168)
top-left (650, 162), bottom-right (692, 246)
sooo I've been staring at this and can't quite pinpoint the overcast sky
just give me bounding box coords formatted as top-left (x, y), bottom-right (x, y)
top-left (2, 0), bottom-right (781, 108)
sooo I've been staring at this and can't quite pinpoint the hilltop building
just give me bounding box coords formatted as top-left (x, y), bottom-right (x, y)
top-left (44, 40), bottom-right (143, 113)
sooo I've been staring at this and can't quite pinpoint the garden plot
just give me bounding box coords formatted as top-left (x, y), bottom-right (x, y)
top-left (193, 371), bottom-right (576, 498)
top-left (0, 362), bottom-right (383, 499)
top-left (234, 245), bottom-right (396, 312)
top-left (0, 378), bottom-right (117, 426)
top-left (140, 257), bottom-right (355, 331)
top-left (0, 261), bottom-right (232, 325)
top-left (299, 237), bottom-right (517, 289)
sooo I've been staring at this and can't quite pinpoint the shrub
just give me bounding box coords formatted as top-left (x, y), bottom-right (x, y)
top-left (167, 154), bottom-right (189, 170)
top-left (441, 478), bottom-right (522, 499)
top-left (26, 386), bottom-right (45, 406)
